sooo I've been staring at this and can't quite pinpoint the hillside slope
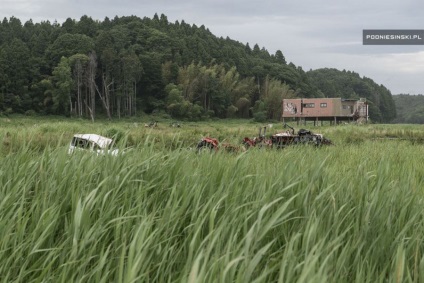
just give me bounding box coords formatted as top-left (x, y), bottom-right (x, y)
top-left (0, 14), bottom-right (396, 121)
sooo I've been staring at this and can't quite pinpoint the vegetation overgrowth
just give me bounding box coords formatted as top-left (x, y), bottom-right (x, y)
top-left (1, 116), bottom-right (424, 282)
top-left (393, 94), bottom-right (424, 124)
top-left (0, 15), bottom-right (395, 122)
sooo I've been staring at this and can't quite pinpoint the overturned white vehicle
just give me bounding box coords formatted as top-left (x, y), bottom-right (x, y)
top-left (68, 134), bottom-right (119, 156)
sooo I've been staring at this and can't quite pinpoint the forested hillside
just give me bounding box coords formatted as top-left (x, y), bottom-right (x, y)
top-left (392, 94), bottom-right (424, 124)
top-left (306, 68), bottom-right (396, 123)
top-left (0, 14), bottom-right (396, 121)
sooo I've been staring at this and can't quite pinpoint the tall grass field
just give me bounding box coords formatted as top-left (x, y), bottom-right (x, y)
top-left (1, 116), bottom-right (424, 282)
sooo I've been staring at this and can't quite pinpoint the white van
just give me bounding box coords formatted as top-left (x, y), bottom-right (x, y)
top-left (68, 134), bottom-right (119, 156)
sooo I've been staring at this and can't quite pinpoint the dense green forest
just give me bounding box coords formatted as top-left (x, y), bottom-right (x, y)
top-left (0, 14), bottom-right (396, 122)
top-left (392, 94), bottom-right (424, 124)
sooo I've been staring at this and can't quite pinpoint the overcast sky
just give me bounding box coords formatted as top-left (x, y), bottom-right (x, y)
top-left (2, 0), bottom-right (424, 94)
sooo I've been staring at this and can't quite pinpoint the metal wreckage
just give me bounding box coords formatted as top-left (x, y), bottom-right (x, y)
top-left (196, 123), bottom-right (333, 153)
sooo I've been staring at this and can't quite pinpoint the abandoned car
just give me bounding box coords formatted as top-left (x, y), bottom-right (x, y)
top-left (68, 134), bottom-right (119, 156)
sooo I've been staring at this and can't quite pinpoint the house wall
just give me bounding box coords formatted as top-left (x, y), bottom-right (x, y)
top-left (282, 98), bottom-right (368, 122)
top-left (282, 98), bottom-right (340, 118)
top-left (340, 100), bottom-right (356, 116)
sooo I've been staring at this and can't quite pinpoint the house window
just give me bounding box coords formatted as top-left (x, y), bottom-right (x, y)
top-left (343, 105), bottom-right (351, 110)
top-left (320, 103), bottom-right (327, 108)
top-left (303, 103), bottom-right (315, 108)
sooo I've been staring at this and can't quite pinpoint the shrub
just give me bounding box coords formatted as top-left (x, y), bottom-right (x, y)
top-left (253, 111), bottom-right (267, 122)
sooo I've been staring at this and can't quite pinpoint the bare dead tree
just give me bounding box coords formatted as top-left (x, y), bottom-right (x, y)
top-left (87, 52), bottom-right (97, 121)
top-left (84, 99), bottom-right (94, 123)
top-left (73, 59), bottom-right (84, 117)
top-left (95, 73), bottom-right (113, 120)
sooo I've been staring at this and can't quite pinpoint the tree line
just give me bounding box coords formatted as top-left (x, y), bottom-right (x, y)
top-left (392, 94), bottom-right (424, 124)
top-left (0, 14), bottom-right (396, 122)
